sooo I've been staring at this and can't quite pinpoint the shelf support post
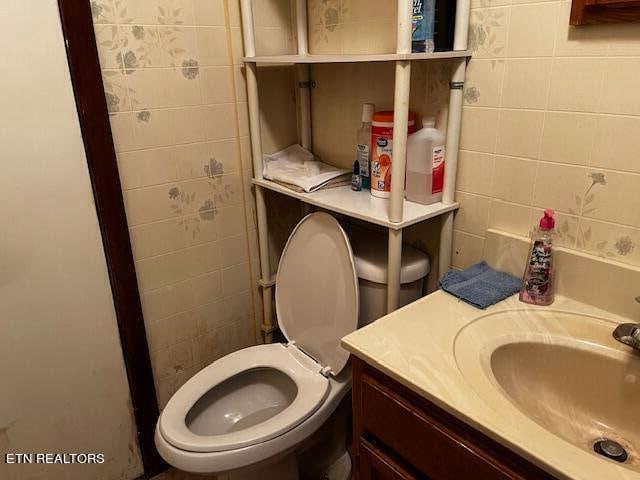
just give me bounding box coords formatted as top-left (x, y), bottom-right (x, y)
top-left (389, 59), bottom-right (411, 224)
top-left (389, 0), bottom-right (413, 224)
top-left (439, 0), bottom-right (471, 277)
top-left (295, 0), bottom-right (312, 151)
top-left (240, 0), bottom-right (274, 342)
top-left (295, 0), bottom-right (309, 55)
top-left (387, 228), bottom-right (403, 313)
top-left (387, 0), bottom-right (413, 312)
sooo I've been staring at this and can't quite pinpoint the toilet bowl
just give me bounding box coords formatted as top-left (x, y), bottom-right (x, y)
top-left (155, 212), bottom-right (359, 477)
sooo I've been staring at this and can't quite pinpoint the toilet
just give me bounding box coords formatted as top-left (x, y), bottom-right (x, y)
top-left (155, 212), bottom-right (429, 478)
top-left (155, 212), bottom-right (358, 478)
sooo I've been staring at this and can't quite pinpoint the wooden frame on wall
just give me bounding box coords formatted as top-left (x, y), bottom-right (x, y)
top-left (571, 0), bottom-right (640, 25)
top-left (56, 1), bottom-right (167, 477)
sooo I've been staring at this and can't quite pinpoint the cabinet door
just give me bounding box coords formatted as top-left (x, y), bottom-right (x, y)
top-left (359, 439), bottom-right (424, 480)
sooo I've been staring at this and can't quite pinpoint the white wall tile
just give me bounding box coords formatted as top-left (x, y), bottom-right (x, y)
top-left (540, 112), bottom-right (596, 166)
top-left (500, 59), bottom-right (552, 110)
top-left (548, 58), bottom-right (605, 112)
top-left (492, 155), bottom-right (538, 204)
top-left (506, 3), bottom-right (559, 58)
top-left (495, 110), bottom-right (544, 159)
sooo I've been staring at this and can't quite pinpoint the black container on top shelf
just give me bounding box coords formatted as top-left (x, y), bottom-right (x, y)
top-left (434, 0), bottom-right (457, 51)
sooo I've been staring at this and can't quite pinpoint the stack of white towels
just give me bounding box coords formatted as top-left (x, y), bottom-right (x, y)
top-left (262, 144), bottom-right (350, 193)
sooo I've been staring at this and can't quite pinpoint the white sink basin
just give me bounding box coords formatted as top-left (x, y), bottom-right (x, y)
top-left (454, 310), bottom-right (640, 473)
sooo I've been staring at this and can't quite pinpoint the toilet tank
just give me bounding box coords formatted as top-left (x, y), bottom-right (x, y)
top-left (349, 230), bottom-right (430, 327)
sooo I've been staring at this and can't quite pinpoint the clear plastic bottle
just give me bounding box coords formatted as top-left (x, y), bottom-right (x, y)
top-left (405, 117), bottom-right (445, 205)
top-left (356, 103), bottom-right (374, 190)
top-left (519, 209), bottom-right (555, 306)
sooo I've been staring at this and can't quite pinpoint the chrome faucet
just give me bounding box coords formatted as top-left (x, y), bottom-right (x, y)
top-left (612, 297), bottom-right (640, 350)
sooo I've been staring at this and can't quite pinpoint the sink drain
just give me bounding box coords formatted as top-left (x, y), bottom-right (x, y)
top-left (594, 439), bottom-right (628, 463)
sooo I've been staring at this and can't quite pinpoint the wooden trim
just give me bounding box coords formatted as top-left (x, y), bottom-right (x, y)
top-left (56, 2), bottom-right (166, 476)
top-left (351, 355), bottom-right (367, 478)
top-left (359, 438), bottom-right (421, 479)
top-left (570, 0), bottom-right (640, 25)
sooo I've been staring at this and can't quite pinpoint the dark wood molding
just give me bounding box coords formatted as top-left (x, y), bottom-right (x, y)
top-left (571, 0), bottom-right (640, 25)
top-left (56, 2), bottom-right (166, 477)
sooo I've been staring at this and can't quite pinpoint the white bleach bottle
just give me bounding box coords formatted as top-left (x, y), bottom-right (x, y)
top-left (405, 116), bottom-right (445, 205)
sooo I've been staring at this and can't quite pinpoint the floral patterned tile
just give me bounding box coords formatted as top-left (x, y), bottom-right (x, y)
top-left (580, 170), bottom-right (640, 228)
top-left (575, 219), bottom-right (639, 265)
top-left (90, 0), bottom-right (116, 24)
top-left (471, 0), bottom-right (510, 9)
top-left (94, 24), bottom-right (128, 69)
top-left (122, 24), bottom-right (199, 69)
top-left (102, 69), bottom-right (133, 113)
top-left (532, 210), bottom-right (580, 250)
top-left (533, 164), bottom-right (588, 215)
top-left (309, 0), bottom-right (344, 37)
top-left (112, 0), bottom-right (195, 26)
top-left (468, 7), bottom-right (510, 61)
top-left (90, 0), bottom-right (260, 414)
top-left (463, 59), bottom-right (505, 108)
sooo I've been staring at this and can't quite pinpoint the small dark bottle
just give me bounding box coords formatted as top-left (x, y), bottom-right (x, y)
top-left (351, 160), bottom-right (362, 191)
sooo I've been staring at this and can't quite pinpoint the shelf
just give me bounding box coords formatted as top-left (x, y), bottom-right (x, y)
top-left (253, 178), bottom-right (459, 230)
top-left (243, 50), bottom-right (472, 65)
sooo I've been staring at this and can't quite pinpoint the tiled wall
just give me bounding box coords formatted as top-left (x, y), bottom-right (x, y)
top-left (90, 0), bottom-right (640, 406)
top-left (308, 0), bottom-right (397, 54)
top-left (308, 0), bottom-right (640, 271)
top-left (454, 0), bottom-right (640, 269)
top-left (90, 0), bottom-right (272, 407)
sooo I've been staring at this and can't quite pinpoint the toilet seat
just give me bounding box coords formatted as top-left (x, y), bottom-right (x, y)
top-left (159, 343), bottom-right (330, 453)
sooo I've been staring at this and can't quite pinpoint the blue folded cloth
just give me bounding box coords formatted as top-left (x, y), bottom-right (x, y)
top-left (439, 261), bottom-right (521, 309)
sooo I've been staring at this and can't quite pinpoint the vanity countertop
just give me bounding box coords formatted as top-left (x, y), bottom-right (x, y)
top-left (341, 291), bottom-right (639, 480)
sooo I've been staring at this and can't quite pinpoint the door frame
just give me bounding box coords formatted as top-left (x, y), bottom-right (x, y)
top-left (56, 1), bottom-right (166, 476)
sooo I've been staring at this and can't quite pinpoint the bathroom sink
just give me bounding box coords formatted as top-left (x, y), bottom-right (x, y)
top-left (454, 310), bottom-right (640, 472)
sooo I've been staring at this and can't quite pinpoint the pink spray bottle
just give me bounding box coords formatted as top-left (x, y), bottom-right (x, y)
top-left (519, 209), bottom-right (555, 306)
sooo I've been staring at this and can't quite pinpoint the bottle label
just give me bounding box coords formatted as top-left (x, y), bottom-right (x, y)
top-left (371, 134), bottom-right (393, 193)
top-left (524, 240), bottom-right (552, 296)
top-left (356, 144), bottom-right (370, 177)
top-left (412, 0), bottom-right (435, 53)
top-left (432, 145), bottom-right (445, 194)
top-left (351, 173), bottom-right (362, 191)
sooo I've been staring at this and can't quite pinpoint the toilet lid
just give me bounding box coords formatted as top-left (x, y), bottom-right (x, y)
top-left (276, 213), bottom-right (358, 376)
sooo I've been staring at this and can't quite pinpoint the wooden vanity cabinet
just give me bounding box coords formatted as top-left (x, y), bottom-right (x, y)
top-left (351, 357), bottom-right (557, 480)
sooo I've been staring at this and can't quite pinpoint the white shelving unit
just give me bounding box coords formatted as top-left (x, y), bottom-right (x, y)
top-left (243, 50), bottom-right (472, 64)
top-left (240, 0), bottom-right (471, 341)
top-left (253, 179), bottom-right (460, 230)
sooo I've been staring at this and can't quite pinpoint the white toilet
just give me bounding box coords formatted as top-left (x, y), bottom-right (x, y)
top-left (155, 212), bottom-right (429, 479)
top-left (155, 212), bottom-right (358, 478)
